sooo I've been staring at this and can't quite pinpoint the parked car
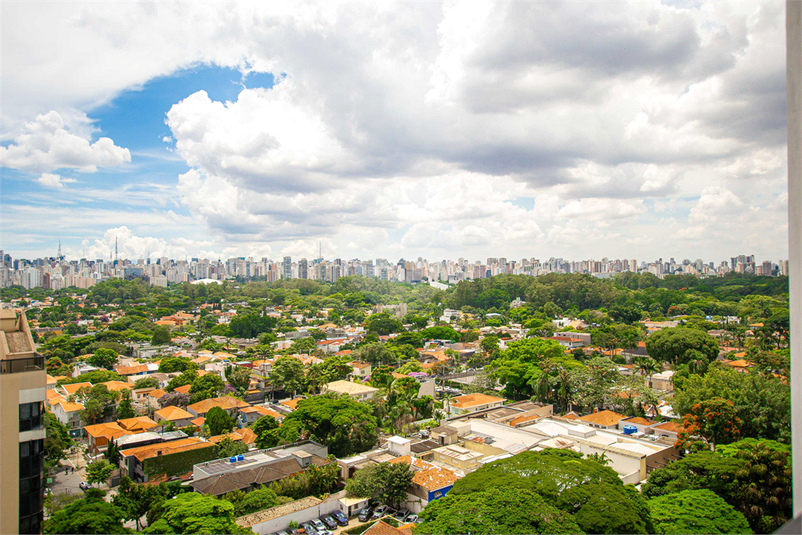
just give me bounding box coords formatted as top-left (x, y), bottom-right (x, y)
top-left (78, 481), bottom-right (91, 491)
top-left (331, 511), bottom-right (349, 526)
top-left (394, 509), bottom-right (409, 521)
top-left (310, 519), bottom-right (326, 532)
top-left (358, 508), bottom-right (373, 522)
top-left (372, 505), bottom-right (388, 519)
top-left (301, 522), bottom-right (317, 534)
top-left (319, 516), bottom-right (337, 530)
top-left (385, 508), bottom-right (397, 519)
top-left (406, 515), bottom-right (420, 524)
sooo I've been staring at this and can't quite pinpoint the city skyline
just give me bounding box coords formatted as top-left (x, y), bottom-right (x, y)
top-left (0, 1), bottom-right (789, 262)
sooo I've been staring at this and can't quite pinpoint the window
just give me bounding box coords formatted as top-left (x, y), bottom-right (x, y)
top-left (19, 401), bottom-right (43, 432)
top-left (19, 439), bottom-right (44, 534)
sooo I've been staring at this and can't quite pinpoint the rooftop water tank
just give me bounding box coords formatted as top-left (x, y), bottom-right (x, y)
top-left (230, 457), bottom-right (237, 463)
top-left (622, 425), bottom-right (638, 435)
top-left (237, 454), bottom-right (245, 462)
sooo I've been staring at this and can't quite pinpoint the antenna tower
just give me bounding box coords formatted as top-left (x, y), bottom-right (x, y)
top-left (115, 233), bottom-right (118, 263)
top-left (57, 238), bottom-right (62, 260)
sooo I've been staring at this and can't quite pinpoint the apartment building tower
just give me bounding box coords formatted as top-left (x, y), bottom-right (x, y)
top-left (0, 309), bottom-right (47, 534)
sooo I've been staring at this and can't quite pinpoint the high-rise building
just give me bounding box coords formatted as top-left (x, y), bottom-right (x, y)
top-left (298, 258), bottom-right (308, 279)
top-left (282, 256), bottom-right (292, 279)
top-left (1, 309), bottom-right (46, 534)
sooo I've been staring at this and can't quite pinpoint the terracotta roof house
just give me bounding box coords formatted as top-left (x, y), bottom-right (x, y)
top-left (174, 384), bottom-right (192, 395)
top-left (363, 521), bottom-right (413, 535)
top-left (652, 421), bottom-right (685, 441)
top-left (84, 422), bottom-right (132, 453)
top-left (154, 406), bottom-right (194, 428)
top-left (187, 395), bottom-right (250, 417)
top-left (119, 437), bottom-right (215, 483)
top-left (239, 405), bottom-right (285, 425)
top-left (191, 417), bottom-right (206, 427)
top-left (118, 416), bottom-right (159, 433)
top-left (279, 397), bottom-right (304, 411)
top-left (60, 382), bottom-right (93, 396)
top-left (578, 410), bottom-right (628, 430)
top-left (448, 393), bottom-right (506, 416)
top-left (321, 380), bottom-right (379, 401)
top-left (209, 427), bottom-right (257, 445)
top-left (51, 399), bottom-right (84, 430)
top-left (100, 380), bottom-right (135, 392)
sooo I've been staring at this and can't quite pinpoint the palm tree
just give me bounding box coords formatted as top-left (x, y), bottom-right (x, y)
top-left (534, 359), bottom-right (554, 403)
top-left (634, 357), bottom-right (660, 388)
top-left (555, 368), bottom-right (574, 414)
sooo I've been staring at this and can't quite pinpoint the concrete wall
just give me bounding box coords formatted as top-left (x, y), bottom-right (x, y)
top-left (247, 492), bottom-right (344, 535)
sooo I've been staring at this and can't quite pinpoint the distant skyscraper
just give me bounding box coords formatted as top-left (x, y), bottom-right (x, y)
top-left (1, 309), bottom-right (46, 534)
top-left (282, 256), bottom-right (292, 279)
top-left (298, 258), bottom-right (308, 279)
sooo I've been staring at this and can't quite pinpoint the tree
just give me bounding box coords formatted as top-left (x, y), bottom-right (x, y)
top-left (420, 325), bottom-right (460, 341)
top-left (43, 412), bottom-right (73, 475)
top-left (188, 373), bottom-right (225, 402)
top-left (252, 414), bottom-right (280, 449)
top-left (352, 343), bottom-right (397, 366)
top-left (215, 437), bottom-right (248, 458)
top-left (151, 325), bottom-right (172, 345)
top-left (417, 488), bottom-right (582, 535)
top-left (269, 355), bottom-right (306, 397)
top-left (206, 406), bottom-right (235, 437)
top-left (282, 393), bottom-right (378, 457)
top-left (419, 449), bottom-right (652, 535)
top-left (634, 357), bottom-right (660, 388)
top-left (142, 492), bottom-right (249, 534)
top-left (113, 476), bottom-right (162, 530)
top-left (76, 384), bottom-right (120, 425)
top-left (158, 357), bottom-right (198, 374)
top-left (44, 488), bottom-right (130, 534)
top-left (676, 398), bottom-right (742, 451)
top-left (480, 334), bottom-right (500, 356)
top-left (673, 367), bottom-right (790, 443)
top-left (644, 327), bottom-right (719, 366)
top-left (648, 489), bottom-right (752, 534)
top-left (345, 462), bottom-right (413, 508)
top-left (226, 365), bottom-right (251, 394)
top-left (86, 459), bottom-right (115, 487)
top-left (366, 313), bottom-right (403, 335)
top-left (159, 390), bottom-right (190, 409)
top-left (117, 390), bottom-right (135, 419)
top-left (369, 365), bottom-right (395, 388)
top-left (88, 348), bottom-right (119, 370)
top-left (133, 376), bottom-right (159, 389)
top-left (224, 486), bottom-right (281, 517)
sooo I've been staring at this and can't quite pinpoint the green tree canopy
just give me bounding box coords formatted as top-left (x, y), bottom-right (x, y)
top-left (150, 325), bottom-right (172, 345)
top-left (417, 487), bottom-right (583, 535)
top-left (252, 414), bottom-right (280, 449)
top-left (345, 461), bottom-right (413, 508)
top-left (88, 347), bottom-right (119, 370)
top-left (206, 406), bottom-right (235, 437)
top-left (44, 489), bottom-right (130, 534)
top-left (644, 327), bottom-right (719, 366)
top-left (269, 355), bottom-right (306, 397)
top-left (647, 489), bottom-right (752, 534)
top-left (142, 492), bottom-right (249, 534)
top-left (86, 459), bottom-right (115, 487)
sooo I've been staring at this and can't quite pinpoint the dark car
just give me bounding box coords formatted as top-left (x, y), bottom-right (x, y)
top-left (358, 508), bottom-right (373, 522)
top-left (319, 516), bottom-right (337, 530)
top-left (331, 511), bottom-right (349, 526)
top-left (394, 509), bottom-right (409, 522)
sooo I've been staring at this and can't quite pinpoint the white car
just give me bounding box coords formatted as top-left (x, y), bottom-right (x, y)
top-left (310, 519), bottom-right (326, 532)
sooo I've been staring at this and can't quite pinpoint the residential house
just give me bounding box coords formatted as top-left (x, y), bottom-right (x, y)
top-left (119, 437), bottom-right (215, 483)
top-left (390, 457), bottom-right (459, 514)
top-left (578, 410), bottom-right (628, 430)
top-left (351, 361), bottom-right (372, 379)
top-left (239, 405), bottom-right (285, 425)
top-left (448, 393), bottom-right (506, 416)
top-left (321, 380), bottom-right (379, 402)
top-left (153, 405), bottom-right (194, 428)
top-left (187, 396), bottom-right (250, 418)
top-left (83, 422), bottom-right (132, 454)
top-left (118, 416), bottom-right (159, 433)
top-left (652, 421), bottom-right (684, 442)
top-left (51, 399), bottom-right (84, 432)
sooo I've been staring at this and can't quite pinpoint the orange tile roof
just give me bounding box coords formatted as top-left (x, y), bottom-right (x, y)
top-left (509, 413), bottom-right (542, 426)
top-left (154, 405), bottom-right (194, 422)
top-left (100, 380), bottom-right (134, 392)
top-left (187, 395), bottom-right (249, 415)
top-left (560, 412), bottom-right (581, 420)
top-left (55, 400), bottom-right (84, 413)
top-left (117, 416), bottom-right (158, 432)
top-left (62, 382), bottom-right (93, 395)
top-left (280, 397), bottom-right (303, 410)
top-left (148, 389), bottom-right (167, 399)
top-left (240, 406), bottom-right (284, 420)
top-left (363, 521), bottom-right (408, 535)
top-left (578, 410), bottom-right (628, 427)
top-left (653, 421), bottom-right (685, 434)
top-left (623, 417), bottom-right (655, 426)
top-left (191, 417), bottom-right (205, 427)
top-left (725, 359), bottom-right (752, 368)
top-left (83, 422), bottom-right (130, 440)
top-left (119, 437), bottom-right (213, 462)
top-left (174, 384), bottom-right (191, 394)
top-left (450, 393), bottom-right (506, 409)
top-left (114, 364), bottom-right (151, 375)
top-left (352, 361), bottom-right (371, 369)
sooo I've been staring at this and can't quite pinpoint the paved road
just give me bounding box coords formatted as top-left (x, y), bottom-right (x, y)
top-left (49, 465), bottom-right (85, 497)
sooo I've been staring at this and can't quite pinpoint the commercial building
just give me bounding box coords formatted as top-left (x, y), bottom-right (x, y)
top-left (0, 309), bottom-right (47, 534)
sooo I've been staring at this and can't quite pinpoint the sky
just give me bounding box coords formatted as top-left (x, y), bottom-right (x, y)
top-left (0, 0), bottom-right (789, 265)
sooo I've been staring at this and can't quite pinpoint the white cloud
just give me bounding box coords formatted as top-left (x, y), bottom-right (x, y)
top-left (0, 111), bottom-right (130, 172)
top-left (36, 173), bottom-right (76, 188)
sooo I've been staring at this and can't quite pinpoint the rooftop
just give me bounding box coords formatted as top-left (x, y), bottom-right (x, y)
top-left (450, 393), bottom-right (505, 409)
top-left (120, 437), bottom-right (213, 462)
top-left (187, 395), bottom-right (250, 414)
top-left (578, 410), bottom-right (628, 427)
top-left (236, 496), bottom-right (322, 528)
top-left (154, 405), bottom-right (194, 422)
top-left (323, 380), bottom-right (379, 396)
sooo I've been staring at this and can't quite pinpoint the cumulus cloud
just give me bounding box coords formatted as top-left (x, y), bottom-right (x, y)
top-left (0, 111), bottom-right (130, 172)
top-left (36, 173), bottom-right (76, 188)
top-left (1, 1), bottom-right (790, 260)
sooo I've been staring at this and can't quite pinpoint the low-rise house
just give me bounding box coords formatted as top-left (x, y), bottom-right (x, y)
top-left (351, 361), bottom-right (372, 379)
top-left (209, 427), bottom-right (257, 446)
top-left (52, 399), bottom-right (84, 432)
top-left (618, 417), bottom-right (657, 435)
top-left (84, 422), bottom-right (132, 454)
top-left (154, 405), bottom-right (195, 428)
top-left (240, 405), bottom-right (285, 425)
top-left (652, 421), bottom-right (684, 442)
top-left (431, 444), bottom-right (483, 470)
top-left (321, 380), bottom-right (379, 402)
top-left (578, 410), bottom-right (628, 430)
top-left (60, 382), bottom-right (93, 397)
top-left (117, 416), bottom-right (159, 433)
top-left (187, 395), bottom-right (250, 418)
top-left (390, 457), bottom-right (460, 513)
top-left (119, 437), bottom-right (216, 483)
top-left (429, 426), bottom-right (459, 446)
top-left (448, 393), bottom-right (506, 416)
top-left (114, 362), bottom-right (159, 378)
